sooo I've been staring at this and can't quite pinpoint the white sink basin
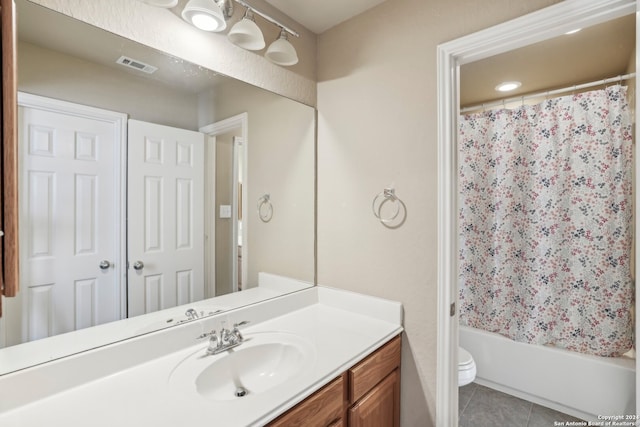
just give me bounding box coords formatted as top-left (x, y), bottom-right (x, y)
top-left (169, 331), bottom-right (316, 402)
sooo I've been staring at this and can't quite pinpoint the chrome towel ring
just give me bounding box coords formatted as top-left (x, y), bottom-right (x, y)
top-left (257, 194), bottom-right (273, 222)
top-left (372, 188), bottom-right (406, 228)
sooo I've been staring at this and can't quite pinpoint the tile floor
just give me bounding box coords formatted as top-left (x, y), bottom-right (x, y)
top-left (459, 382), bottom-right (585, 426)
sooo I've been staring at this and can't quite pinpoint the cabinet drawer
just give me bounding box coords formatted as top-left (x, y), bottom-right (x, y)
top-left (349, 335), bottom-right (401, 403)
top-left (268, 373), bottom-right (346, 427)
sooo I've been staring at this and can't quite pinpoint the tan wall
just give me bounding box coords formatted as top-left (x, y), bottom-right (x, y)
top-left (316, 0), bottom-right (561, 425)
top-left (18, 41), bottom-right (199, 129)
top-left (200, 81), bottom-right (315, 286)
top-left (215, 134), bottom-right (234, 295)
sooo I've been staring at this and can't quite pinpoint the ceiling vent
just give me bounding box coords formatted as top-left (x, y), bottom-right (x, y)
top-left (116, 56), bottom-right (158, 74)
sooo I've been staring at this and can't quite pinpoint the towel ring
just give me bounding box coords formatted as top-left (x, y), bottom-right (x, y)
top-left (257, 194), bottom-right (273, 223)
top-left (372, 188), bottom-right (407, 228)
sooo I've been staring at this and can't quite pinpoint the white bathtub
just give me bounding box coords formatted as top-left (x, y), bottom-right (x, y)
top-left (460, 325), bottom-right (636, 422)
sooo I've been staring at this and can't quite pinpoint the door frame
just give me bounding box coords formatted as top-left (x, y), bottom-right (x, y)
top-left (435, 1), bottom-right (638, 425)
top-left (231, 135), bottom-right (245, 291)
top-left (16, 92), bottom-right (128, 317)
top-left (200, 113), bottom-right (248, 297)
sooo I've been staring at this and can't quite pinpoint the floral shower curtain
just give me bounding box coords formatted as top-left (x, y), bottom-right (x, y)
top-left (458, 86), bottom-right (634, 357)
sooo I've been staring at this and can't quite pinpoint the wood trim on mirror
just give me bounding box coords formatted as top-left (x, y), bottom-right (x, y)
top-left (1, 0), bottom-right (19, 314)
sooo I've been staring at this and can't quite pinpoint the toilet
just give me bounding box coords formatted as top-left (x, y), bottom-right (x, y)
top-left (458, 347), bottom-right (476, 387)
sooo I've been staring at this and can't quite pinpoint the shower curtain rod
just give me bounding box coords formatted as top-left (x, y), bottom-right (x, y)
top-left (460, 72), bottom-right (636, 114)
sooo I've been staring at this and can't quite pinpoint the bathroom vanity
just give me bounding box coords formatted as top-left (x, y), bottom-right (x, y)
top-left (0, 285), bottom-right (403, 426)
top-left (268, 335), bottom-right (401, 426)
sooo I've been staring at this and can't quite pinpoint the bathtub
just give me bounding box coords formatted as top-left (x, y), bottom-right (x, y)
top-left (460, 325), bottom-right (636, 422)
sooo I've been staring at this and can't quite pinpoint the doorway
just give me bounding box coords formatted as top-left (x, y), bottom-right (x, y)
top-left (436, 1), bottom-right (639, 425)
top-left (200, 113), bottom-right (249, 298)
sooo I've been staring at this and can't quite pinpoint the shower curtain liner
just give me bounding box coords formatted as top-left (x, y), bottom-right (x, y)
top-left (458, 86), bottom-right (634, 357)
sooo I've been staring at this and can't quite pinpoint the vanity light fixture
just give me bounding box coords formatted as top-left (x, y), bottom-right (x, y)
top-left (228, 9), bottom-right (265, 51)
top-left (495, 81), bottom-right (522, 92)
top-left (265, 28), bottom-right (299, 66)
top-left (180, 0), bottom-right (300, 67)
top-left (181, 0), bottom-right (230, 32)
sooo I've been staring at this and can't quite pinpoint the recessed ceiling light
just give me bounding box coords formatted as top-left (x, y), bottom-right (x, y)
top-left (495, 81), bottom-right (522, 92)
top-left (565, 28), bottom-right (582, 35)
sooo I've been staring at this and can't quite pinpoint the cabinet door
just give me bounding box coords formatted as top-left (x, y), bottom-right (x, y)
top-left (268, 374), bottom-right (345, 427)
top-left (349, 369), bottom-right (400, 427)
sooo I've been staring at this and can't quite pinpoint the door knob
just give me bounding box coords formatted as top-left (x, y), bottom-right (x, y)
top-left (99, 260), bottom-right (111, 269)
top-left (133, 261), bottom-right (144, 270)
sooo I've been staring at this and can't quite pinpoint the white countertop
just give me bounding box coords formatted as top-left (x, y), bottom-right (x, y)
top-left (0, 272), bottom-right (313, 375)
top-left (0, 286), bottom-right (403, 426)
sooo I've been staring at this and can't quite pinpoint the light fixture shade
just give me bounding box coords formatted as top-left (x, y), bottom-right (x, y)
top-left (228, 13), bottom-right (265, 51)
top-left (182, 0), bottom-right (227, 32)
top-left (265, 30), bottom-right (298, 66)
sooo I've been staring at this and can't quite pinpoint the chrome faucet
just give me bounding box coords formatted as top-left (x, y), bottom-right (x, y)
top-left (202, 321), bottom-right (249, 356)
top-left (185, 308), bottom-right (200, 320)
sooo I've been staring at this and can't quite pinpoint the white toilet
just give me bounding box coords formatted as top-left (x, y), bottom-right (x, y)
top-left (458, 347), bottom-right (476, 387)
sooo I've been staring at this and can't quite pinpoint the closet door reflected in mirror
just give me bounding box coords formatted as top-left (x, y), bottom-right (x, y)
top-left (127, 119), bottom-right (205, 317)
top-left (13, 95), bottom-right (125, 343)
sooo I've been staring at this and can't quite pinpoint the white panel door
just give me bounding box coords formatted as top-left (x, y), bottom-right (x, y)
top-left (127, 119), bottom-right (205, 317)
top-left (10, 98), bottom-right (124, 345)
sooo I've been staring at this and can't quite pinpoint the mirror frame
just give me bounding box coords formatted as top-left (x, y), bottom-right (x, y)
top-left (436, 0), bottom-right (638, 424)
top-left (1, 0), bottom-right (20, 314)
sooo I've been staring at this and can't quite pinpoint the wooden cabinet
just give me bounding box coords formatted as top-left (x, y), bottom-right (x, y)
top-left (349, 369), bottom-right (400, 427)
top-left (0, 0), bottom-right (19, 317)
top-left (348, 336), bottom-right (401, 427)
top-left (268, 335), bottom-right (401, 427)
top-left (268, 374), bottom-right (347, 427)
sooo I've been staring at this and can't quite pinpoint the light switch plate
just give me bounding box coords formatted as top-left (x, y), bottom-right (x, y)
top-left (219, 205), bottom-right (232, 218)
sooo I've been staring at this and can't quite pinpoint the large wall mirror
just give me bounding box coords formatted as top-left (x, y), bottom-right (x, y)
top-left (0, 0), bottom-right (315, 374)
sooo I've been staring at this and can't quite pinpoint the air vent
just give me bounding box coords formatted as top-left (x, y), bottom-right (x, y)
top-left (116, 56), bottom-right (158, 74)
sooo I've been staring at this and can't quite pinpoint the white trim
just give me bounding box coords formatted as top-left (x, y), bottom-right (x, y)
top-left (16, 92), bottom-right (129, 319)
top-left (231, 136), bottom-right (247, 292)
top-left (200, 113), bottom-right (249, 295)
top-left (204, 135), bottom-right (217, 298)
top-left (635, 1), bottom-right (639, 420)
top-left (436, 1), bottom-right (637, 425)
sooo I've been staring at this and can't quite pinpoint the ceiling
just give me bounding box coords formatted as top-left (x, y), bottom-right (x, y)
top-left (264, 0), bottom-right (387, 34)
top-left (460, 14), bottom-right (635, 108)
